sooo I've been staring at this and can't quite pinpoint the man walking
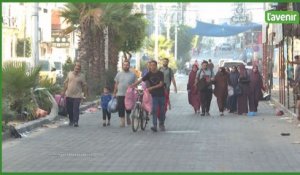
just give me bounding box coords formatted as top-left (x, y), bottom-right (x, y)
top-left (159, 58), bottom-right (177, 110)
top-left (114, 60), bottom-right (137, 127)
top-left (288, 55), bottom-right (300, 121)
top-left (208, 59), bottom-right (214, 72)
top-left (132, 60), bottom-right (166, 132)
top-left (195, 60), bottom-right (215, 116)
top-left (62, 62), bottom-right (88, 127)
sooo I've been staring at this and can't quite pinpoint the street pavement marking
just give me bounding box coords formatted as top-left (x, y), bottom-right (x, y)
top-left (170, 91), bottom-right (187, 94)
top-left (49, 153), bottom-right (95, 158)
top-left (165, 130), bottom-right (201, 134)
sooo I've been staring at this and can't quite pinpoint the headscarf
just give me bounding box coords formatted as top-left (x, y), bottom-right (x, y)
top-left (238, 64), bottom-right (247, 78)
top-left (250, 65), bottom-right (260, 83)
top-left (192, 63), bottom-right (199, 71)
top-left (188, 64), bottom-right (199, 87)
top-left (229, 66), bottom-right (239, 87)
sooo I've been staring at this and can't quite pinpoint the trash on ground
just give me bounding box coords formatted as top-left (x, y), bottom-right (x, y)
top-left (292, 141), bottom-right (300, 144)
top-left (42, 124), bottom-right (59, 128)
top-left (276, 108), bottom-right (284, 116)
top-left (281, 133), bottom-right (290, 136)
top-left (9, 126), bottom-right (22, 138)
top-left (35, 108), bottom-right (48, 118)
top-left (280, 117), bottom-right (293, 120)
top-left (84, 107), bottom-right (98, 113)
top-left (20, 133), bottom-right (29, 138)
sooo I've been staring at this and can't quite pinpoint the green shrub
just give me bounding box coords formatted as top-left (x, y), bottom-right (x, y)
top-left (39, 77), bottom-right (62, 96)
top-left (2, 62), bottom-right (41, 115)
top-left (2, 98), bottom-right (16, 126)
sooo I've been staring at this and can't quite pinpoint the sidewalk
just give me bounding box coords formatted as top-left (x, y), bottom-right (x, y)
top-left (2, 101), bottom-right (97, 141)
top-left (270, 86), bottom-right (298, 119)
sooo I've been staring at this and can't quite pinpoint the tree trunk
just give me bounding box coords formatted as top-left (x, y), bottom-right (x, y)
top-left (78, 19), bottom-right (94, 94)
top-left (91, 28), bottom-right (105, 96)
top-left (108, 28), bottom-right (119, 74)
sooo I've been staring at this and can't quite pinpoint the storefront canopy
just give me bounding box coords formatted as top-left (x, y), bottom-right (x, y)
top-left (190, 20), bottom-right (262, 37)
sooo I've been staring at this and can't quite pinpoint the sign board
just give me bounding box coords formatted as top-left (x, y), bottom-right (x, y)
top-left (51, 30), bottom-right (70, 48)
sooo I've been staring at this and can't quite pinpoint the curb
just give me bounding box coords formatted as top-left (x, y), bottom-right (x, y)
top-left (2, 100), bottom-right (97, 141)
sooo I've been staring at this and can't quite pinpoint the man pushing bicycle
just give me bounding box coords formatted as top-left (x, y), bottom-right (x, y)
top-left (131, 60), bottom-right (166, 132)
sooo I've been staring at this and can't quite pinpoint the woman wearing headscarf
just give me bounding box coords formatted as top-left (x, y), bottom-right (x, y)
top-left (248, 65), bottom-right (265, 115)
top-left (228, 66), bottom-right (239, 113)
top-left (213, 67), bottom-right (229, 116)
top-left (237, 64), bottom-right (250, 115)
top-left (187, 64), bottom-right (201, 114)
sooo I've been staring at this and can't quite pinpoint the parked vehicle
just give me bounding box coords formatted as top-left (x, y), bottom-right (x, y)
top-left (219, 43), bottom-right (232, 51)
top-left (53, 61), bottom-right (63, 78)
top-left (218, 58), bottom-right (233, 67)
top-left (39, 60), bottom-right (57, 83)
top-left (220, 60), bottom-right (252, 70)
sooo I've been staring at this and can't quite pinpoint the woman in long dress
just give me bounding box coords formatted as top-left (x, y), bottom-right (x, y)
top-left (187, 64), bottom-right (201, 114)
top-left (213, 67), bottom-right (229, 116)
top-left (237, 64), bottom-right (250, 115)
top-left (228, 66), bottom-right (239, 113)
top-left (248, 65), bottom-right (265, 115)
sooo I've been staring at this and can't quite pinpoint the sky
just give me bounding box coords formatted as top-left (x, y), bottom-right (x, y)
top-left (185, 3), bottom-right (265, 27)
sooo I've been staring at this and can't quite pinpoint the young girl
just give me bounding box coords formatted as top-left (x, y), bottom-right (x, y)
top-left (101, 87), bottom-right (112, 126)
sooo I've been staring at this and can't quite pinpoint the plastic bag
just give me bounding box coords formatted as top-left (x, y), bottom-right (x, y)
top-left (228, 85), bottom-right (234, 97)
top-left (107, 97), bottom-right (118, 113)
top-left (125, 87), bottom-right (137, 110)
top-left (234, 84), bottom-right (242, 95)
top-left (55, 94), bottom-right (67, 116)
top-left (142, 89), bottom-right (152, 113)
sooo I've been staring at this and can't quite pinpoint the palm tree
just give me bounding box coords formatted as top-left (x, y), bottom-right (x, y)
top-left (144, 35), bottom-right (177, 69)
top-left (61, 3), bottom-right (147, 95)
top-left (108, 11), bottom-right (147, 71)
top-left (61, 3), bottom-right (107, 94)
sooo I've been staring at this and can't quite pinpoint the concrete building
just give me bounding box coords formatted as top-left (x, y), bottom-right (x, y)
top-left (2, 3), bottom-right (78, 66)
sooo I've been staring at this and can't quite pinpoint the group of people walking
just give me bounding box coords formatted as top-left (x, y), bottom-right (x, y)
top-left (187, 60), bottom-right (265, 117)
top-left (62, 58), bottom-right (177, 132)
top-left (61, 58), bottom-right (265, 131)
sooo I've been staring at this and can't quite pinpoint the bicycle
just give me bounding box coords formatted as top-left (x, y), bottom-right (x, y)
top-left (130, 85), bottom-right (149, 132)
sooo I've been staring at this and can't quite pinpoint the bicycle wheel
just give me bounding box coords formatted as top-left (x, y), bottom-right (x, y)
top-left (131, 105), bottom-right (140, 132)
top-left (140, 110), bottom-right (148, 131)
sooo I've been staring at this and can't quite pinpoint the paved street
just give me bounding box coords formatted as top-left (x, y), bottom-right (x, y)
top-left (2, 74), bottom-right (300, 172)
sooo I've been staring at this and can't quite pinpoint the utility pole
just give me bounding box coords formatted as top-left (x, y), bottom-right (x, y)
top-left (166, 15), bottom-right (171, 40)
top-left (23, 5), bottom-right (27, 58)
top-left (32, 3), bottom-right (39, 67)
top-left (174, 4), bottom-right (178, 61)
top-left (154, 3), bottom-right (159, 61)
top-left (104, 26), bottom-right (109, 70)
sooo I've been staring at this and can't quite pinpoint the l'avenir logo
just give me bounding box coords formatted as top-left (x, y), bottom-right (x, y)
top-left (265, 10), bottom-right (300, 24)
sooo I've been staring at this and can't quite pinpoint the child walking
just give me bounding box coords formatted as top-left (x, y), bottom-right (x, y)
top-left (101, 87), bottom-right (112, 126)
